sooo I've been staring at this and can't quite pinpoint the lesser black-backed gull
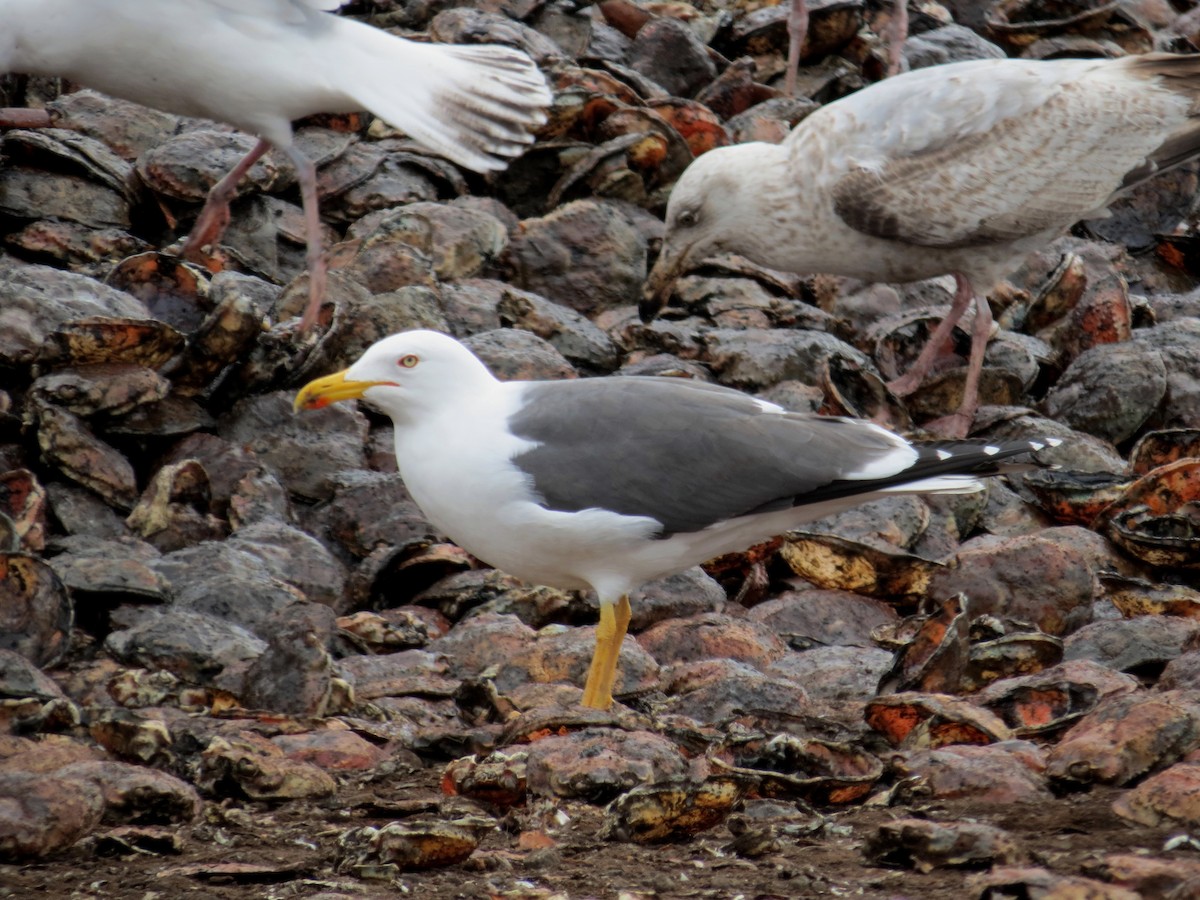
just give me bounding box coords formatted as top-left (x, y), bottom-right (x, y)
top-left (0, 0), bottom-right (551, 333)
top-left (645, 53), bottom-right (1200, 437)
top-left (294, 330), bottom-right (1057, 709)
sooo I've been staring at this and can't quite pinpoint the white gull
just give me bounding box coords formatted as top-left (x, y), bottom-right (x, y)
top-left (0, 0), bottom-right (552, 332)
top-left (294, 329), bottom-right (1055, 710)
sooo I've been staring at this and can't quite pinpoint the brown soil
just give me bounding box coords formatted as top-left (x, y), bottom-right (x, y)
top-left (0, 777), bottom-right (1173, 899)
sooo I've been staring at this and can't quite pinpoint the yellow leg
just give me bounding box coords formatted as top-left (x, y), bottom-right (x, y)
top-left (581, 594), bottom-right (631, 710)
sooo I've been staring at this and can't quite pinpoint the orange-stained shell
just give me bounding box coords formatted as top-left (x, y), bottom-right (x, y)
top-left (442, 750), bottom-right (529, 809)
top-left (1023, 468), bottom-right (1133, 526)
top-left (1046, 691), bottom-right (1200, 788)
top-left (600, 777), bottom-right (742, 843)
top-left (985, 0), bottom-right (1153, 54)
top-left (692, 59), bottom-right (780, 121)
top-left (1130, 429), bottom-right (1200, 476)
top-left (548, 65), bottom-right (644, 106)
top-left (1055, 268), bottom-right (1132, 362)
top-left (596, 0), bottom-right (653, 39)
top-left (0, 552), bottom-right (73, 668)
top-left (646, 98), bottom-right (731, 158)
top-left (1100, 459), bottom-right (1200, 568)
top-left (1113, 764), bottom-right (1200, 828)
top-left (0, 469), bottom-right (48, 553)
top-left (878, 596), bottom-right (968, 695)
top-left (1157, 233), bottom-right (1200, 277)
top-left (976, 660), bottom-right (1139, 735)
top-left (40, 315), bottom-right (186, 369)
top-left (780, 532), bottom-right (940, 598)
top-left (106, 252), bottom-right (212, 332)
top-left (1101, 573), bottom-right (1200, 619)
top-left (536, 90), bottom-right (628, 142)
top-left (733, 735), bottom-right (882, 805)
top-left (1023, 251), bottom-right (1086, 333)
top-left (819, 356), bottom-right (912, 432)
top-left (865, 693), bottom-right (1013, 749)
top-left (962, 632), bottom-right (1065, 694)
top-left (548, 133), bottom-right (653, 208)
top-left (339, 817), bottom-right (492, 873)
top-left (1104, 458), bottom-right (1200, 518)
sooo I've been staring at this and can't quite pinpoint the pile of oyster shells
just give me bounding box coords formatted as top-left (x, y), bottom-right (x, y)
top-left (3, 0), bottom-right (1200, 892)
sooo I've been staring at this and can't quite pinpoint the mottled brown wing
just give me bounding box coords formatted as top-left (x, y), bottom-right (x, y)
top-left (832, 82), bottom-right (1185, 250)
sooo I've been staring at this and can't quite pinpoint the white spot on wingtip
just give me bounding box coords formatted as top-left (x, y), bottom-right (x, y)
top-left (1046, 437), bottom-right (1063, 447)
top-left (936, 449), bottom-right (952, 460)
top-left (1029, 441), bottom-right (1045, 451)
top-left (983, 445), bottom-right (1000, 456)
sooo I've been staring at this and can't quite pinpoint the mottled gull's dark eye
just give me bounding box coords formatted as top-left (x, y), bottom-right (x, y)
top-left (399, 354), bottom-right (419, 368)
top-left (677, 209), bottom-right (698, 228)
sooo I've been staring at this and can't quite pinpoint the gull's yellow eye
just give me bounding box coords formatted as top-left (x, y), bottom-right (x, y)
top-left (399, 354), bottom-right (419, 368)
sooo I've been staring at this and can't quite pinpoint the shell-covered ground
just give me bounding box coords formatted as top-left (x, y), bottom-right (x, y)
top-left (4, 0), bottom-right (1200, 897)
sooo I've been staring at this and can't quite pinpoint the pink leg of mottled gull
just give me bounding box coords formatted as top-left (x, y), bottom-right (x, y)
top-left (0, 108), bottom-right (53, 128)
top-left (888, 273), bottom-right (991, 439)
top-left (921, 294), bottom-right (992, 439)
top-left (181, 137), bottom-right (271, 261)
top-left (887, 271), bottom-right (974, 398)
top-left (283, 144), bottom-right (327, 335)
top-left (784, 0), bottom-right (809, 97)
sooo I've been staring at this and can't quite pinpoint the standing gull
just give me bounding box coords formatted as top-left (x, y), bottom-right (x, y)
top-left (644, 53), bottom-right (1200, 437)
top-left (294, 330), bottom-right (1055, 710)
top-left (0, 0), bottom-right (552, 332)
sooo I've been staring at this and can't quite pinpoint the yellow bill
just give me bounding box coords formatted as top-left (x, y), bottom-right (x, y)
top-left (293, 370), bottom-right (389, 412)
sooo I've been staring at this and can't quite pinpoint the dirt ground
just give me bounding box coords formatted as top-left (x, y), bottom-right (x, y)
top-left (0, 773), bottom-right (1178, 899)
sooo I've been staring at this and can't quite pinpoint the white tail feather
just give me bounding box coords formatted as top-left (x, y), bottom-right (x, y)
top-left (329, 19), bottom-right (551, 173)
top-left (880, 475), bottom-right (986, 495)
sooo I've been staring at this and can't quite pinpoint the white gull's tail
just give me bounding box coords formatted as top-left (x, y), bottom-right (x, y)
top-left (331, 19), bottom-right (553, 173)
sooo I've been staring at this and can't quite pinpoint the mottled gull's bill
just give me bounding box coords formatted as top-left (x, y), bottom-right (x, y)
top-left (295, 329), bottom-right (1059, 710)
top-left (646, 53), bottom-right (1200, 437)
top-left (0, 0), bottom-right (552, 333)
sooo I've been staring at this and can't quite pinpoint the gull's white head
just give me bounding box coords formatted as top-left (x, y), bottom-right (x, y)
top-left (642, 142), bottom-right (781, 321)
top-left (293, 330), bottom-right (496, 423)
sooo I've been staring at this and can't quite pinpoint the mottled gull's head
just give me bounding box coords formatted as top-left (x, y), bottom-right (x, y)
top-left (641, 142), bottom-right (780, 321)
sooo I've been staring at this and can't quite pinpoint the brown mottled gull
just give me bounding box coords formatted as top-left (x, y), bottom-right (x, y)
top-left (0, 0), bottom-right (552, 333)
top-left (294, 330), bottom-right (1055, 709)
top-left (644, 53), bottom-right (1200, 436)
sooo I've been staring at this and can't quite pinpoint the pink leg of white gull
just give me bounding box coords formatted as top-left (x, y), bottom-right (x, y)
top-left (283, 144), bottom-right (327, 335)
top-left (886, 0), bottom-right (909, 76)
top-left (785, 0), bottom-right (908, 96)
top-left (180, 137), bottom-right (270, 264)
top-left (180, 139), bottom-right (326, 335)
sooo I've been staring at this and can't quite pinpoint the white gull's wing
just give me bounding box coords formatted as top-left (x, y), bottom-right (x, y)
top-left (199, 0), bottom-right (551, 172)
top-left (204, 0), bottom-right (343, 23)
top-left (805, 55), bottom-right (1200, 249)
